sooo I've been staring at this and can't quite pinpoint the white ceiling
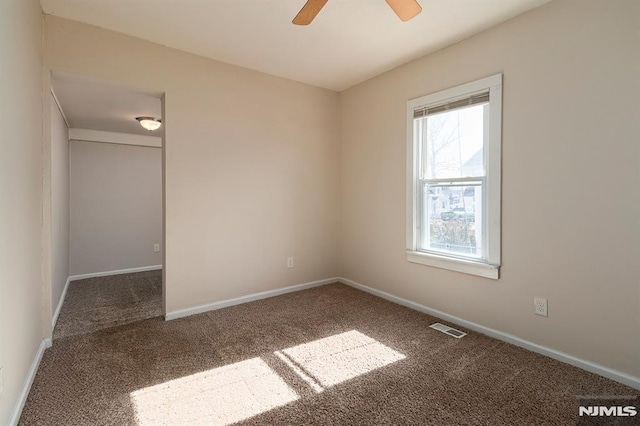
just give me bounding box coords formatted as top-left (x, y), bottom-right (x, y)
top-left (52, 71), bottom-right (162, 136)
top-left (40, 0), bottom-right (550, 91)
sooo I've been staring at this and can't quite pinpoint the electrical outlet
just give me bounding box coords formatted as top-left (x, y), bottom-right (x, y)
top-left (534, 297), bottom-right (548, 317)
top-left (287, 257), bottom-right (294, 268)
top-left (153, 244), bottom-right (160, 253)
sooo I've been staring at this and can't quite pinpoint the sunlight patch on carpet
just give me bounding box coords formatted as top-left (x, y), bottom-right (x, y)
top-left (278, 330), bottom-right (405, 390)
top-left (130, 358), bottom-right (298, 426)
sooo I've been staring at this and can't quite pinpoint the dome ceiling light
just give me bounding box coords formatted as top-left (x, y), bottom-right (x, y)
top-left (136, 117), bottom-right (162, 131)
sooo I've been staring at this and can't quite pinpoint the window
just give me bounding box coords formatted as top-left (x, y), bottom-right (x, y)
top-left (406, 74), bottom-right (502, 279)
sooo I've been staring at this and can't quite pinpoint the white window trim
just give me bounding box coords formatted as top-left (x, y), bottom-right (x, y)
top-left (406, 73), bottom-right (502, 279)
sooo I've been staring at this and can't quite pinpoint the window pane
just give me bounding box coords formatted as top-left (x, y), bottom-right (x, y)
top-left (419, 103), bottom-right (486, 179)
top-left (420, 183), bottom-right (483, 258)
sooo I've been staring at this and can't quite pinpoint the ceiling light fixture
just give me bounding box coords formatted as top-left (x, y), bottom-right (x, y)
top-left (136, 116), bottom-right (162, 131)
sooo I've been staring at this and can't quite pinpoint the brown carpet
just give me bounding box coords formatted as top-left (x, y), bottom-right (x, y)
top-left (53, 270), bottom-right (162, 340)
top-left (22, 283), bottom-right (637, 425)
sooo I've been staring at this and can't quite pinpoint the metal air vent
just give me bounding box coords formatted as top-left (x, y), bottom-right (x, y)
top-left (429, 322), bottom-right (467, 338)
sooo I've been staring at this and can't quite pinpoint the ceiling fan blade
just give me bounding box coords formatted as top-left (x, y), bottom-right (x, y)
top-left (293, 0), bottom-right (329, 25)
top-left (385, 0), bottom-right (422, 22)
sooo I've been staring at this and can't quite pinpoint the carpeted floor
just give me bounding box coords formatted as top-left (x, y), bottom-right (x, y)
top-left (53, 270), bottom-right (162, 340)
top-left (22, 283), bottom-right (637, 425)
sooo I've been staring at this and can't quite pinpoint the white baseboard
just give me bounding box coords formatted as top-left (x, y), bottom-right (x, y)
top-left (69, 265), bottom-right (163, 282)
top-left (52, 277), bottom-right (71, 328)
top-left (338, 277), bottom-right (640, 390)
top-left (165, 277), bottom-right (339, 321)
top-left (9, 339), bottom-right (49, 426)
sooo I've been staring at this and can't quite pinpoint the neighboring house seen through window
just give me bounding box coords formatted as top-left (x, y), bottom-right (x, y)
top-left (406, 74), bottom-right (502, 279)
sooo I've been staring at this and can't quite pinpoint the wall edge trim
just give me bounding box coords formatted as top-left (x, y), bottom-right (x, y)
top-left (9, 339), bottom-right (49, 426)
top-left (165, 277), bottom-right (339, 320)
top-left (69, 265), bottom-right (163, 282)
top-left (338, 276), bottom-right (640, 390)
top-left (51, 276), bottom-right (71, 328)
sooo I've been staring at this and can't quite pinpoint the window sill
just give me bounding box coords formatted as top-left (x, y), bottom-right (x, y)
top-left (406, 251), bottom-right (499, 279)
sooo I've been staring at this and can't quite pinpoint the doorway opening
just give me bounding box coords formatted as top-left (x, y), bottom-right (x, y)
top-left (49, 71), bottom-right (165, 339)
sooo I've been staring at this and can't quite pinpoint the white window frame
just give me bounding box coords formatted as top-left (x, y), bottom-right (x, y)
top-left (406, 74), bottom-right (502, 279)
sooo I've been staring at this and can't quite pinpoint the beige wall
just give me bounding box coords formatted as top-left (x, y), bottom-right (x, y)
top-left (340, 0), bottom-right (640, 377)
top-left (0, 0), bottom-right (43, 423)
top-left (69, 141), bottom-right (162, 275)
top-left (51, 97), bottom-right (69, 314)
top-left (44, 16), bottom-right (341, 313)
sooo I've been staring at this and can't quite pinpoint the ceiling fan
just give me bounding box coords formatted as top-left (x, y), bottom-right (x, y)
top-left (293, 0), bottom-right (422, 25)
